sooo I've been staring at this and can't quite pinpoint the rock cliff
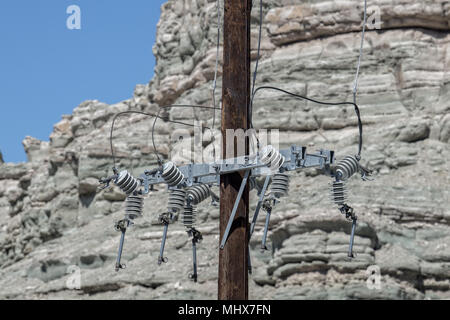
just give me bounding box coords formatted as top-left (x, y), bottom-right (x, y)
top-left (0, 0), bottom-right (449, 299)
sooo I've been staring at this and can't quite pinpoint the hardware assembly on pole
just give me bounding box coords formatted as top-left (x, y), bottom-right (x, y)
top-left (98, 0), bottom-right (373, 300)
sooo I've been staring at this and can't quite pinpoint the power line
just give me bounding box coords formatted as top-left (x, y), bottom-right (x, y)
top-left (110, 105), bottom-right (220, 170)
top-left (251, 86), bottom-right (363, 156)
top-left (353, 0), bottom-right (368, 104)
top-left (151, 105), bottom-right (220, 166)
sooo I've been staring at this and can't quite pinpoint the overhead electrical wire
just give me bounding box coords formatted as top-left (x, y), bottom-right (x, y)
top-left (151, 105), bottom-right (220, 166)
top-left (210, 0), bottom-right (221, 160)
top-left (252, 86), bottom-right (363, 156)
top-left (248, 0), bottom-right (367, 157)
top-left (111, 0), bottom-right (368, 170)
top-left (110, 105), bottom-right (220, 170)
top-left (250, 0), bottom-right (263, 119)
top-left (249, 0), bottom-right (263, 151)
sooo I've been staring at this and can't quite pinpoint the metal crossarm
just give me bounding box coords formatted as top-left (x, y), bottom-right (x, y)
top-left (139, 146), bottom-right (335, 192)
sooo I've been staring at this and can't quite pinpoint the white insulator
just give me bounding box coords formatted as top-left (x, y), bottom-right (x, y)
top-left (335, 155), bottom-right (359, 181)
top-left (182, 205), bottom-right (197, 229)
top-left (115, 170), bottom-right (140, 195)
top-left (187, 184), bottom-right (211, 205)
top-left (167, 189), bottom-right (186, 213)
top-left (260, 145), bottom-right (285, 172)
top-left (270, 173), bottom-right (290, 198)
top-left (330, 181), bottom-right (348, 206)
top-left (162, 161), bottom-right (185, 187)
top-left (125, 195), bottom-right (144, 219)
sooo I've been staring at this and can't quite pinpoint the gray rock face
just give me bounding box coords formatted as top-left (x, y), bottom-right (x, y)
top-left (0, 0), bottom-right (449, 299)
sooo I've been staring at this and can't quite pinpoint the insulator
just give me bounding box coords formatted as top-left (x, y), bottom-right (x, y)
top-left (330, 181), bottom-right (348, 206)
top-left (187, 184), bottom-right (210, 205)
top-left (270, 173), bottom-right (290, 198)
top-left (167, 189), bottom-right (186, 213)
top-left (162, 161), bottom-right (185, 187)
top-left (335, 155), bottom-right (359, 181)
top-left (125, 195), bottom-right (144, 219)
top-left (115, 170), bottom-right (140, 195)
top-left (260, 145), bottom-right (285, 171)
top-left (182, 205), bottom-right (197, 229)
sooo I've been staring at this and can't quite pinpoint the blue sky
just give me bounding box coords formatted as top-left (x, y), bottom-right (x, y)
top-left (0, 0), bottom-right (166, 163)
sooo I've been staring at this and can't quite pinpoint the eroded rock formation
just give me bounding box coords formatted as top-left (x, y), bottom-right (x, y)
top-left (0, 0), bottom-right (449, 299)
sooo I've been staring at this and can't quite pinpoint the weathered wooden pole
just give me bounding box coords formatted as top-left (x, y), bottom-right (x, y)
top-left (218, 0), bottom-right (252, 300)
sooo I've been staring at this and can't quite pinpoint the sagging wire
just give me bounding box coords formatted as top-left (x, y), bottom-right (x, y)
top-left (151, 105), bottom-right (221, 167)
top-left (248, 0), bottom-right (367, 158)
top-left (110, 111), bottom-right (156, 172)
top-left (110, 106), bottom-right (220, 170)
top-left (152, 108), bottom-right (163, 166)
top-left (252, 86), bottom-right (363, 156)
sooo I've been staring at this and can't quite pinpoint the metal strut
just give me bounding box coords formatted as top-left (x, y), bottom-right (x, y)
top-left (114, 219), bottom-right (130, 272)
top-left (249, 175), bottom-right (271, 237)
top-left (188, 228), bottom-right (203, 282)
top-left (219, 170), bottom-right (250, 250)
top-left (248, 175), bottom-right (271, 273)
top-left (339, 204), bottom-right (357, 258)
top-left (348, 216), bottom-right (357, 258)
top-left (261, 200), bottom-right (273, 251)
top-left (248, 248), bottom-right (252, 274)
top-left (158, 213), bottom-right (171, 265)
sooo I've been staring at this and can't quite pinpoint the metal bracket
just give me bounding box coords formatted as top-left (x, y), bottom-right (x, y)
top-left (249, 175), bottom-right (271, 237)
top-left (157, 213), bottom-right (171, 265)
top-left (219, 170), bottom-right (251, 250)
top-left (339, 204), bottom-right (357, 258)
top-left (261, 201), bottom-right (273, 252)
top-left (247, 175), bottom-right (271, 274)
top-left (114, 219), bottom-right (130, 272)
top-left (98, 174), bottom-right (118, 191)
top-left (188, 228), bottom-right (203, 283)
top-left (348, 217), bottom-right (357, 258)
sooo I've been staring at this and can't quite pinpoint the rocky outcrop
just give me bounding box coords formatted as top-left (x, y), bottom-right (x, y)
top-left (0, 0), bottom-right (449, 299)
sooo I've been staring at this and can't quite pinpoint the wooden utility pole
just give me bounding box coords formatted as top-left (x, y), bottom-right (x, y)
top-left (219, 0), bottom-right (252, 300)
